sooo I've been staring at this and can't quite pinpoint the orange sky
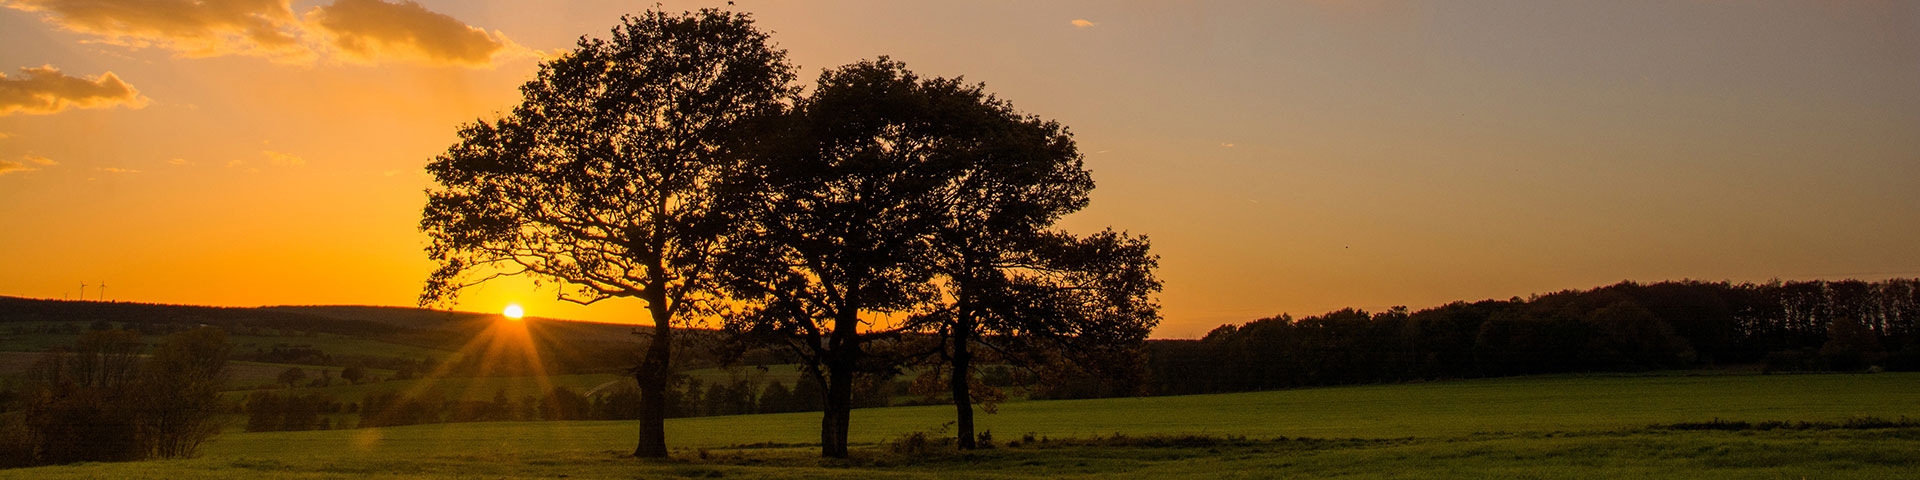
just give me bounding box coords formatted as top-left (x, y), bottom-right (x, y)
top-left (2, 1), bottom-right (1917, 338)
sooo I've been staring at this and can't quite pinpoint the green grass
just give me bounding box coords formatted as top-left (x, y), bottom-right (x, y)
top-left (235, 364), bottom-right (811, 405)
top-left (226, 373), bottom-right (629, 404)
top-left (7, 372), bottom-right (1919, 478)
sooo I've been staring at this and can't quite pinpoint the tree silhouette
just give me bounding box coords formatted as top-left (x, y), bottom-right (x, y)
top-left (275, 367), bottom-right (306, 388)
top-left (719, 56), bottom-right (1159, 456)
top-left (420, 8), bottom-right (794, 458)
top-left (720, 58), bottom-right (972, 458)
top-left (136, 327), bottom-right (229, 458)
top-left (889, 74), bottom-right (1159, 448)
top-left (16, 327), bottom-right (229, 465)
top-left (949, 230), bottom-right (1158, 423)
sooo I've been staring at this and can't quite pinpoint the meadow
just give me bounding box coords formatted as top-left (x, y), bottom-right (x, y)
top-left (7, 372), bottom-right (1917, 479)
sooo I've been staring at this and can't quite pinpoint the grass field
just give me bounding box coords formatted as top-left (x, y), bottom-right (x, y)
top-left (228, 364), bottom-right (808, 405)
top-left (6, 372), bottom-right (1917, 478)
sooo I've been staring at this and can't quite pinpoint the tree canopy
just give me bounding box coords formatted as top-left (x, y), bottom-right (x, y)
top-left (720, 57), bottom-right (1159, 456)
top-left (419, 7), bottom-right (794, 458)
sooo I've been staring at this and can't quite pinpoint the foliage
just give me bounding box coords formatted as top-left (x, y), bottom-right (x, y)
top-left (717, 55), bottom-right (1160, 455)
top-left (539, 386), bottom-right (592, 421)
top-left (419, 6), bottom-right (796, 458)
top-left (243, 392), bottom-right (339, 432)
top-left (339, 365), bottom-right (366, 384)
top-left (358, 390), bottom-right (445, 428)
top-left (719, 57), bottom-right (983, 457)
top-left (853, 54), bottom-right (1161, 449)
top-left (275, 367), bottom-right (307, 387)
top-left (10, 327), bottom-right (229, 465)
top-left (1147, 279), bottom-right (1920, 396)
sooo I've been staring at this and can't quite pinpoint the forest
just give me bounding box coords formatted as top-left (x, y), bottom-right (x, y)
top-left (1143, 278), bottom-right (1920, 396)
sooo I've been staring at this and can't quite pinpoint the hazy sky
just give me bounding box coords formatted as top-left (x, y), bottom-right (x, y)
top-left (2, 1), bottom-right (1916, 338)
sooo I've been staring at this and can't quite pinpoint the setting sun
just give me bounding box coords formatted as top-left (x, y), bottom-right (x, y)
top-left (502, 304), bottom-right (524, 320)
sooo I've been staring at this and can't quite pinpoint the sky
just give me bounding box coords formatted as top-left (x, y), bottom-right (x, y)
top-left (1, 1), bottom-right (1916, 338)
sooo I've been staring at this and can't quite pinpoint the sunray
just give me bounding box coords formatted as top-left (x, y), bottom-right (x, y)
top-left (368, 315), bottom-right (560, 428)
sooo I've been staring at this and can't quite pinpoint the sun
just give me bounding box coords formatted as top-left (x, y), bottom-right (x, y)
top-left (502, 304), bottom-right (525, 320)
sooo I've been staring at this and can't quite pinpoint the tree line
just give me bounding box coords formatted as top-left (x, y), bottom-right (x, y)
top-left (1144, 279), bottom-right (1920, 396)
top-left (418, 8), bottom-right (1158, 458)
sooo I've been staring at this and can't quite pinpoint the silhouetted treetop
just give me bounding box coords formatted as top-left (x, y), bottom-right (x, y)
top-left (420, 7), bottom-right (795, 459)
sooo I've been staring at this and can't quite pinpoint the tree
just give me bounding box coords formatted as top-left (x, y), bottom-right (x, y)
top-left (954, 231), bottom-right (1158, 419)
top-left (889, 72), bottom-right (1159, 447)
top-left (420, 8), bottom-right (795, 458)
top-left (757, 380), bottom-right (793, 413)
top-left (340, 365), bottom-right (366, 385)
top-left (720, 58), bottom-right (974, 458)
top-left (540, 387), bottom-right (591, 421)
top-left (17, 327), bottom-right (229, 465)
top-left (22, 329), bottom-right (146, 464)
top-left (276, 367), bottom-right (307, 388)
top-left (135, 327), bottom-right (230, 458)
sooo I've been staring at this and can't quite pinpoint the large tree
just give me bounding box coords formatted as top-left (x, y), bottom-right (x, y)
top-left (420, 8), bottom-right (794, 458)
top-left (720, 58), bottom-right (977, 458)
top-left (884, 77), bottom-right (1160, 448)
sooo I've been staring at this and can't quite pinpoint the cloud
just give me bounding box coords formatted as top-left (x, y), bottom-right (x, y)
top-left (2, 0), bottom-right (311, 61)
top-left (4, 0), bottom-right (523, 66)
top-left (0, 132), bottom-right (11, 139)
top-left (306, 0), bottom-right (522, 66)
top-left (167, 158), bottom-right (192, 166)
top-left (0, 155), bottom-right (55, 175)
top-left (1070, 19), bottom-right (1097, 28)
top-left (96, 166), bottom-right (139, 174)
top-left (0, 65), bottom-right (149, 115)
top-left (1220, 142), bottom-right (1235, 148)
top-left (263, 149), bottom-right (304, 166)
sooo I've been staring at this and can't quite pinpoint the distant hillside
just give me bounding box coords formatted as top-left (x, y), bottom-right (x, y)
top-left (0, 296), bottom-right (404, 337)
top-left (0, 297), bottom-right (673, 376)
top-left (265, 305), bottom-right (654, 345)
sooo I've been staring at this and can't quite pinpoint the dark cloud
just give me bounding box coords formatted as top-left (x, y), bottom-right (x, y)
top-left (0, 65), bottom-right (148, 115)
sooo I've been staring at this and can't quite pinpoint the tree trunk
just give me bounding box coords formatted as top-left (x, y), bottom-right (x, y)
top-left (820, 352), bottom-right (857, 458)
top-left (820, 317), bottom-right (860, 458)
top-left (950, 314), bottom-right (976, 449)
top-left (633, 291), bottom-right (674, 458)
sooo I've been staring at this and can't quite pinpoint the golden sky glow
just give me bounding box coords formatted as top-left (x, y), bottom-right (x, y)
top-left (2, 1), bottom-right (1917, 338)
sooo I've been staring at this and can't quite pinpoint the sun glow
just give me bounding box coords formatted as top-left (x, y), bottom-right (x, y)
top-left (502, 303), bottom-right (524, 319)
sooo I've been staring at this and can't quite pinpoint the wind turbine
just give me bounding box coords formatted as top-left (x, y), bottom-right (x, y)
top-left (79, 282), bottom-right (87, 301)
top-left (99, 281), bottom-right (107, 301)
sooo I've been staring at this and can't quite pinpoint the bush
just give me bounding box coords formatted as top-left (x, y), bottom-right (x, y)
top-left (1885, 346), bottom-right (1920, 372)
top-left (885, 431), bottom-right (954, 456)
top-left (13, 327), bottom-right (229, 465)
top-left (0, 414), bottom-right (34, 468)
top-left (245, 392), bottom-right (335, 432)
